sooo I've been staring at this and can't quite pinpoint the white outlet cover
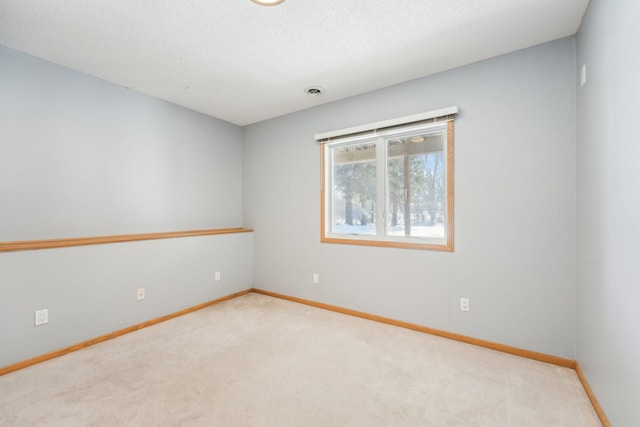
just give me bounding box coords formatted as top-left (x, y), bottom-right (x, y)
top-left (136, 288), bottom-right (145, 300)
top-left (460, 298), bottom-right (470, 312)
top-left (35, 309), bottom-right (49, 326)
top-left (312, 273), bottom-right (319, 284)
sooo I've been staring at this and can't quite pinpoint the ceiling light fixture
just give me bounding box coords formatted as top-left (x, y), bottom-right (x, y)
top-left (250, 0), bottom-right (286, 5)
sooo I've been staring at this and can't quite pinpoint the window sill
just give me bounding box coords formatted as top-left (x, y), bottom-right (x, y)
top-left (321, 235), bottom-right (453, 252)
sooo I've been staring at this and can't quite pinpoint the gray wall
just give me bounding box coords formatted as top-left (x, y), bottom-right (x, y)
top-left (576, 0), bottom-right (640, 425)
top-left (0, 45), bottom-right (252, 367)
top-left (243, 38), bottom-right (577, 358)
top-left (0, 45), bottom-right (242, 240)
top-left (0, 234), bottom-right (253, 367)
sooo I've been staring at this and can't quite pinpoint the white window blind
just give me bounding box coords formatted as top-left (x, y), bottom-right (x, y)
top-left (314, 106), bottom-right (459, 144)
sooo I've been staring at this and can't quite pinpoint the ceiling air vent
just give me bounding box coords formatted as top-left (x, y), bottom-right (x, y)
top-left (304, 86), bottom-right (324, 97)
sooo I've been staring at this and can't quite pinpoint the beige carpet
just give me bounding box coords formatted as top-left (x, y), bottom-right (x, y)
top-left (0, 293), bottom-right (600, 426)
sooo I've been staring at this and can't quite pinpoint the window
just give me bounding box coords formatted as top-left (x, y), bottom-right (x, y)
top-left (319, 110), bottom-right (455, 251)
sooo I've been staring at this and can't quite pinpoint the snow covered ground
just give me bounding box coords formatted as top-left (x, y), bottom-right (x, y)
top-left (333, 223), bottom-right (444, 238)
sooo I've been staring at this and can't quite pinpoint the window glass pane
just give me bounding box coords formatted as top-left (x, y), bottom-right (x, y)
top-left (331, 142), bottom-right (377, 236)
top-left (387, 129), bottom-right (446, 239)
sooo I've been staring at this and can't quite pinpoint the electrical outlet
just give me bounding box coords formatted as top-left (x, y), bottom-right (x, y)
top-left (136, 288), bottom-right (145, 301)
top-left (460, 297), bottom-right (470, 312)
top-left (35, 309), bottom-right (48, 326)
top-left (312, 273), bottom-right (319, 284)
top-left (215, 272), bottom-right (221, 282)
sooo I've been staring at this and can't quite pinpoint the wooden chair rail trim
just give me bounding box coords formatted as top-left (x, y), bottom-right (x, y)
top-left (0, 227), bottom-right (253, 253)
top-left (575, 362), bottom-right (611, 426)
top-left (0, 289), bottom-right (251, 377)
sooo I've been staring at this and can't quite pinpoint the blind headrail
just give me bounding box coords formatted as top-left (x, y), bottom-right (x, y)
top-left (314, 106), bottom-right (459, 143)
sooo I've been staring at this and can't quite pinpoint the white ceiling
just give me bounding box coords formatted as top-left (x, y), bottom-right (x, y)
top-left (0, 0), bottom-right (589, 126)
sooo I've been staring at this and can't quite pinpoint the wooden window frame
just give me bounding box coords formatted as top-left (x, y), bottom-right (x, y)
top-left (321, 120), bottom-right (454, 251)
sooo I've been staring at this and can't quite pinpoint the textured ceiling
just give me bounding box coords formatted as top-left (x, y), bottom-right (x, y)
top-left (0, 0), bottom-right (589, 125)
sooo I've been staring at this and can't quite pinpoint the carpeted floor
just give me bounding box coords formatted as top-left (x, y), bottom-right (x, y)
top-left (0, 293), bottom-right (600, 426)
